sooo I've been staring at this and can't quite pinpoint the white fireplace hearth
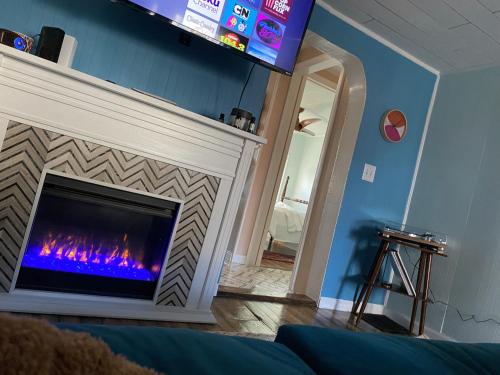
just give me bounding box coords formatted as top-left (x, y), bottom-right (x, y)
top-left (0, 45), bottom-right (265, 323)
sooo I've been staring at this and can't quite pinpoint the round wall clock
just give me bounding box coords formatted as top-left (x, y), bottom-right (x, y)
top-left (381, 109), bottom-right (407, 143)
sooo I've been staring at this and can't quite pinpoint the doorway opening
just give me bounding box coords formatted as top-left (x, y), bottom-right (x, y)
top-left (218, 48), bottom-right (343, 301)
top-left (217, 31), bottom-right (366, 304)
top-left (262, 75), bottom-right (339, 272)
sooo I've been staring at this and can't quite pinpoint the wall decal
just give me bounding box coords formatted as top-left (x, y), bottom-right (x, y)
top-left (381, 109), bottom-right (407, 143)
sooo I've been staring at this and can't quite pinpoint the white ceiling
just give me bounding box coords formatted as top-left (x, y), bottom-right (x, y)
top-left (299, 79), bottom-right (336, 136)
top-left (322, 0), bottom-right (500, 73)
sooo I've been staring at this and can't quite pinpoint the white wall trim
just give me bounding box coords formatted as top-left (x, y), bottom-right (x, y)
top-left (383, 75), bottom-right (441, 307)
top-left (231, 255), bottom-right (247, 265)
top-left (316, 0), bottom-right (441, 76)
top-left (319, 297), bottom-right (384, 315)
top-left (402, 75), bottom-right (441, 225)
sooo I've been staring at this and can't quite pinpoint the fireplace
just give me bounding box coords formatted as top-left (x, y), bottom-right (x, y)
top-left (15, 173), bottom-right (181, 300)
top-left (0, 47), bottom-right (265, 321)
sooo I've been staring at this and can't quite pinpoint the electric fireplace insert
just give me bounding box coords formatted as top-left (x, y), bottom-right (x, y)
top-left (15, 174), bottom-right (181, 300)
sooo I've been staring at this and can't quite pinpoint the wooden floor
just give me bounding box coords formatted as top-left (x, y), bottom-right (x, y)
top-left (20, 297), bottom-right (379, 336)
top-left (209, 297), bottom-right (379, 335)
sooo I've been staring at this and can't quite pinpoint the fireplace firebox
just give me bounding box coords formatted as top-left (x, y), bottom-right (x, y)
top-left (15, 174), bottom-right (181, 300)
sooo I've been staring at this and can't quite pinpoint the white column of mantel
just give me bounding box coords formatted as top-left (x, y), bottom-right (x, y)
top-left (195, 139), bottom-right (258, 311)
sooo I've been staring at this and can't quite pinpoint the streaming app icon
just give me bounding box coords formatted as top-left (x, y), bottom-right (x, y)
top-left (252, 13), bottom-right (286, 50)
top-left (221, 0), bottom-right (259, 37)
top-left (187, 0), bottom-right (227, 22)
top-left (241, 0), bottom-right (262, 8)
top-left (247, 41), bottom-right (278, 65)
top-left (182, 10), bottom-right (219, 38)
top-left (218, 26), bottom-right (250, 52)
top-left (262, 0), bottom-right (293, 23)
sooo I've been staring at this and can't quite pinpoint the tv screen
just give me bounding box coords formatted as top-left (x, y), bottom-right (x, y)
top-left (121, 0), bottom-right (316, 75)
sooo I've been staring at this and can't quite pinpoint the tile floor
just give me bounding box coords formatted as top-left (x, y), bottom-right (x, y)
top-left (219, 261), bottom-right (293, 298)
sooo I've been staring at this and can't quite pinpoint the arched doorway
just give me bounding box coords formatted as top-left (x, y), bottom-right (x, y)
top-left (220, 31), bottom-right (367, 304)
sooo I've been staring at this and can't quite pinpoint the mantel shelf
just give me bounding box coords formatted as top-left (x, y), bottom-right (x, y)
top-left (0, 44), bottom-right (266, 145)
top-left (0, 43), bottom-right (263, 323)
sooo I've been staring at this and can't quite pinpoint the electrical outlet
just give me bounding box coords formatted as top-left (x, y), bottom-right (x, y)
top-left (362, 163), bottom-right (376, 183)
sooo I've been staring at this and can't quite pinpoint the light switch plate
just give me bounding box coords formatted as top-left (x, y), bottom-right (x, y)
top-left (362, 163), bottom-right (376, 183)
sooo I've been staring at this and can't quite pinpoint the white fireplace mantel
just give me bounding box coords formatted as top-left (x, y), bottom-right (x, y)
top-left (0, 44), bottom-right (266, 323)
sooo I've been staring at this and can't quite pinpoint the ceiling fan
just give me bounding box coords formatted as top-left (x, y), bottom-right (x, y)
top-left (295, 107), bottom-right (321, 136)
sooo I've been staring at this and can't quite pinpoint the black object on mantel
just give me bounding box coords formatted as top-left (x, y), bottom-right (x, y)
top-left (0, 29), bottom-right (34, 52)
top-left (36, 26), bottom-right (65, 63)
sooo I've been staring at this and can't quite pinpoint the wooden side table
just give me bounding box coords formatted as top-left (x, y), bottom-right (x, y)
top-left (351, 228), bottom-right (447, 336)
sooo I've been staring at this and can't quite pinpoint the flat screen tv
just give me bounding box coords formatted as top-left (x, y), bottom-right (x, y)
top-left (119, 0), bottom-right (316, 75)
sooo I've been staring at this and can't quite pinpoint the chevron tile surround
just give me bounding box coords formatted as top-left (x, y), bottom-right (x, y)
top-left (0, 123), bottom-right (220, 307)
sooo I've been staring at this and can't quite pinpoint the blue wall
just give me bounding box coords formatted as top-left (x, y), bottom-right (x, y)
top-left (387, 66), bottom-right (500, 342)
top-left (2, 1), bottom-right (438, 306)
top-left (308, 7), bottom-right (437, 304)
top-left (0, 0), bottom-right (269, 121)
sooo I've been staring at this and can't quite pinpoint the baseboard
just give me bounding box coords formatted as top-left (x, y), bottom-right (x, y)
top-left (232, 255), bottom-right (247, 264)
top-left (319, 297), bottom-right (384, 315)
top-left (384, 308), bottom-right (455, 341)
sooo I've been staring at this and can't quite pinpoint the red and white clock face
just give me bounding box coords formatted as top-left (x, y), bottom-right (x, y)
top-left (381, 110), bottom-right (407, 143)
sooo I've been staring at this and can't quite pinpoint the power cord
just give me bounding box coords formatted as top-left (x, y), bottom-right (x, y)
top-left (399, 247), bottom-right (500, 326)
top-left (237, 63), bottom-right (256, 109)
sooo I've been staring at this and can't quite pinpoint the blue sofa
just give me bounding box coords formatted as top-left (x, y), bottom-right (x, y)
top-left (61, 323), bottom-right (500, 374)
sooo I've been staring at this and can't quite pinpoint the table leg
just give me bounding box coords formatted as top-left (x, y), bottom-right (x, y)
top-left (352, 240), bottom-right (388, 315)
top-left (419, 253), bottom-right (433, 336)
top-left (354, 240), bottom-right (389, 326)
top-left (409, 254), bottom-right (426, 335)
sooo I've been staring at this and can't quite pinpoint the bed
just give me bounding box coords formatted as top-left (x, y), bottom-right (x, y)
top-left (267, 177), bottom-right (308, 251)
top-left (269, 202), bottom-right (306, 244)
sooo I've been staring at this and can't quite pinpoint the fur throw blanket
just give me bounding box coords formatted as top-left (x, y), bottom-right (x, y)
top-left (0, 313), bottom-right (161, 375)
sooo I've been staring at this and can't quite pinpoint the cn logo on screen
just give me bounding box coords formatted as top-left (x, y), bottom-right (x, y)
top-left (221, 0), bottom-right (259, 36)
top-left (187, 0), bottom-right (227, 21)
top-left (234, 4), bottom-right (251, 19)
top-left (262, 0), bottom-right (293, 22)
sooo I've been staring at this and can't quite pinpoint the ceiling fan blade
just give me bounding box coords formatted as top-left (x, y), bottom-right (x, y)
top-left (302, 128), bottom-right (316, 136)
top-left (299, 118), bottom-right (322, 129)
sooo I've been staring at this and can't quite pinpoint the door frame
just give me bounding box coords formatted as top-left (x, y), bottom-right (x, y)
top-left (251, 60), bottom-right (344, 274)
top-left (244, 31), bottom-right (367, 303)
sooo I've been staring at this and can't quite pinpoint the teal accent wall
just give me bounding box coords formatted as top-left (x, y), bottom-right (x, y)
top-left (0, 0), bottom-right (269, 121)
top-left (387, 66), bottom-right (500, 342)
top-left (1, 1), bottom-right (439, 308)
top-left (308, 7), bottom-right (437, 305)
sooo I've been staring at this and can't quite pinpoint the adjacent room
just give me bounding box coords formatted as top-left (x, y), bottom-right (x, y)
top-left (0, 0), bottom-right (499, 374)
top-left (219, 56), bottom-right (342, 301)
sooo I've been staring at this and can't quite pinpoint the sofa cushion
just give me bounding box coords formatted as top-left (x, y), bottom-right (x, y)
top-left (275, 325), bottom-right (500, 375)
top-left (59, 324), bottom-right (315, 375)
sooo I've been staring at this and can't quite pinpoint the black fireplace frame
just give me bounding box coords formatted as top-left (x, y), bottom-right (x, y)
top-left (11, 171), bottom-right (183, 301)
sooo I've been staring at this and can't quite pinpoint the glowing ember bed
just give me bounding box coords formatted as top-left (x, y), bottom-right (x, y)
top-left (15, 173), bottom-right (181, 300)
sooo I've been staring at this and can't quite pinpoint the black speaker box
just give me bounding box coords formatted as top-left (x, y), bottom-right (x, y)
top-left (36, 26), bottom-right (65, 63)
